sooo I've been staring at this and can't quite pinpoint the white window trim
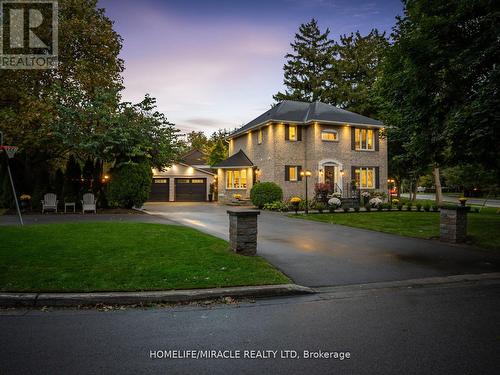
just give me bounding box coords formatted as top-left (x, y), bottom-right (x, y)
top-left (289, 125), bottom-right (297, 141)
top-left (321, 129), bottom-right (339, 142)
top-left (226, 170), bottom-right (248, 190)
top-left (288, 166), bottom-right (299, 182)
top-left (356, 167), bottom-right (376, 189)
top-left (355, 128), bottom-right (375, 151)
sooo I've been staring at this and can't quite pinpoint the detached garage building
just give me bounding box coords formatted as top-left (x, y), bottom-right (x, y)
top-left (149, 149), bottom-right (215, 202)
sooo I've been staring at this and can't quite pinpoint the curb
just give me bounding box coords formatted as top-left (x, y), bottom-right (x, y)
top-left (0, 284), bottom-right (314, 308)
top-left (314, 272), bottom-right (500, 295)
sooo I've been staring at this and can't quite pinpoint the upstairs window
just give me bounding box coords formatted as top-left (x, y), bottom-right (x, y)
top-left (289, 125), bottom-right (297, 141)
top-left (354, 128), bottom-right (374, 150)
top-left (321, 130), bottom-right (338, 142)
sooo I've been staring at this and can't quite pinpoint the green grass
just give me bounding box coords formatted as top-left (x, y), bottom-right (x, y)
top-left (291, 207), bottom-right (500, 250)
top-left (0, 222), bottom-right (289, 292)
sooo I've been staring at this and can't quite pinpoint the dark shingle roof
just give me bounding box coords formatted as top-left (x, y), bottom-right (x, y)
top-left (229, 100), bottom-right (383, 138)
top-left (213, 150), bottom-right (253, 168)
top-left (180, 149), bottom-right (208, 165)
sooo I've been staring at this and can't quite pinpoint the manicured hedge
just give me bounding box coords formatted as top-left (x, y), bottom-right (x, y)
top-left (250, 182), bottom-right (283, 208)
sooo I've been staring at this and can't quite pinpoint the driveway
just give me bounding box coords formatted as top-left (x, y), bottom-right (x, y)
top-left (143, 202), bottom-right (500, 287)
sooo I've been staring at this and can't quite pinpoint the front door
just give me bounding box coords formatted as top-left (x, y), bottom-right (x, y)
top-left (324, 166), bottom-right (335, 185)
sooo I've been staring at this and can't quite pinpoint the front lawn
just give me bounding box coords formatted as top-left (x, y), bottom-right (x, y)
top-left (291, 208), bottom-right (500, 250)
top-left (0, 222), bottom-right (289, 292)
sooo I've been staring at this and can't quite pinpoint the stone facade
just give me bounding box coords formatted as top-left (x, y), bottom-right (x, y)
top-left (218, 122), bottom-right (388, 200)
top-left (440, 207), bottom-right (469, 243)
top-left (227, 210), bottom-right (260, 256)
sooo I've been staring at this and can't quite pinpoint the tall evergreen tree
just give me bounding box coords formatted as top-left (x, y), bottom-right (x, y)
top-left (274, 19), bottom-right (336, 103)
top-left (333, 30), bottom-right (388, 117)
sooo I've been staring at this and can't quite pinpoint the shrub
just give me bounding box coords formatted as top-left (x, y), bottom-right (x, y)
top-left (377, 203), bottom-right (383, 211)
top-left (416, 203), bottom-right (422, 211)
top-left (369, 197), bottom-right (383, 208)
top-left (406, 202), bottom-right (413, 211)
top-left (365, 204), bottom-right (371, 212)
top-left (431, 204), bottom-right (439, 212)
top-left (328, 197), bottom-right (341, 212)
top-left (343, 206), bottom-right (350, 212)
top-left (250, 182), bottom-right (283, 208)
top-left (354, 206), bottom-right (360, 212)
top-left (397, 203), bottom-right (403, 211)
top-left (315, 201), bottom-right (327, 213)
top-left (386, 203), bottom-right (392, 211)
top-left (263, 200), bottom-right (290, 212)
top-left (107, 162), bottom-right (152, 209)
top-left (423, 204), bottom-right (431, 212)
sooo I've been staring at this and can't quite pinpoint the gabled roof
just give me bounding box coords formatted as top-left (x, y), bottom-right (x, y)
top-left (229, 100), bottom-right (383, 138)
top-left (213, 150), bottom-right (253, 169)
top-left (180, 149), bottom-right (208, 166)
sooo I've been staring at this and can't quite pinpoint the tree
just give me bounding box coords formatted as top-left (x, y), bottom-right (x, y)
top-left (0, 0), bottom-right (124, 160)
top-left (376, 0), bottom-right (500, 204)
top-left (186, 131), bottom-right (209, 151)
top-left (333, 30), bottom-right (388, 117)
top-left (274, 19), bottom-right (335, 102)
top-left (63, 155), bottom-right (81, 202)
top-left (207, 139), bottom-right (228, 167)
top-left (107, 162), bottom-right (152, 208)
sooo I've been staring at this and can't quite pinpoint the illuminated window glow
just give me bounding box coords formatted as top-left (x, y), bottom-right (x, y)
top-left (355, 167), bottom-right (375, 188)
top-left (321, 130), bottom-right (338, 141)
top-left (355, 129), bottom-right (374, 150)
top-left (289, 125), bottom-right (297, 141)
top-left (226, 169), bottom-right (247, 189)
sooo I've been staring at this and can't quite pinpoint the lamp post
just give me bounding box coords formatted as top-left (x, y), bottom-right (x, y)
top-left (300, 170), bottom-right (312, 214)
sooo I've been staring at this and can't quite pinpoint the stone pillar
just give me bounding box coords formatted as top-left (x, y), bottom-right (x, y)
top-left (440, 206), bottom-right (469, 243)
top-left (227, 210), bottom-right (260, 255)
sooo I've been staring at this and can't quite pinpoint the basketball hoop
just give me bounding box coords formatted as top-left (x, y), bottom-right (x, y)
top-left (0, 146), bottom-right (18, 159)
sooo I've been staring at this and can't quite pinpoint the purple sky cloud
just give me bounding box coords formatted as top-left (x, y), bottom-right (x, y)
top-left (98, 0), bottom-right (403, 135)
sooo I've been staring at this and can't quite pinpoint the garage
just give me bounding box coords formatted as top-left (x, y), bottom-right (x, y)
top-left (175, 178), bottom-right (207, 201)
top-left (148, 178), bottom-right (169, 201)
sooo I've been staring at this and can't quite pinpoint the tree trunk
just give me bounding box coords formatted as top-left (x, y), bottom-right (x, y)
top-left (433, 167), bottom-right (443, 205)
top-left (412, 180), bottom-right (417, 202)
top-left (396, 178), bottom-right (401, 199)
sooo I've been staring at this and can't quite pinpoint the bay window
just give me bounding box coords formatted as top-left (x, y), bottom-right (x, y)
top-left (226, 169), bottom-right (247, 189)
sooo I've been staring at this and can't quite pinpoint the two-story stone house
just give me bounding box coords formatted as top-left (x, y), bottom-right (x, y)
top-left (214, 100), bottom-right (387, 202)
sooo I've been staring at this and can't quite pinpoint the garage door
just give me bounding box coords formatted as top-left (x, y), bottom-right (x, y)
top-left (175, 178), bottom-right (206, 201)
top-left (149, 178), bottom-right (169, 201)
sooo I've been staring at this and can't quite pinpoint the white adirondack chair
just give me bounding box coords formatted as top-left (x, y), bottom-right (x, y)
top-left (41, 193), bottom-right (58, 213)
top-left (81, 193), bottom-right (97, 214)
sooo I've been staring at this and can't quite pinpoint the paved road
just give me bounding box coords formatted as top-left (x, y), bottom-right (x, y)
top-left (143, 203), bottom-right (500, 287)
top-left (2, 278), bottom-right (499, 374)
top-left (400, 193), bottom-right (500, 208)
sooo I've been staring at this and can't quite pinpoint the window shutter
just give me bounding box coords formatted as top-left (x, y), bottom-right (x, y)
top-left (298, 166), bottom-right (303, 181)
top-left (375, 167), bottom-right (380, 189)
top-left (351, 127), bottom-right (356, 150)
top-left (374, 130), bottom-right (379, 151)
top-left (285, 125), bottom-right (289, 140)
top-left (297, 126), bottom-right (302, 141)
top-left (285, 165), bottom-right (290, 181)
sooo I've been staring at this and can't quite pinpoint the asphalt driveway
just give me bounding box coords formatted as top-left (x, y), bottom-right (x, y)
top-left (143, 202), bottom-right (500, 287)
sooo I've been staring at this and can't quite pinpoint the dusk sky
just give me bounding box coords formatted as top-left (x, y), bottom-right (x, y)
top-left (98, 0), bottom-right (403, 135)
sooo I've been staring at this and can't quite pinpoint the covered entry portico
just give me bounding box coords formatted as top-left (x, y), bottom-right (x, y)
top-left (318, 159), bottom-right (344, 191)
